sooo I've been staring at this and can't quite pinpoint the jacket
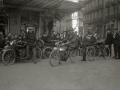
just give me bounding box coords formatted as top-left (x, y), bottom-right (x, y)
top-left (105, 32), bottom-right (113, 45)
top-left (62, 33), bottom-right (78, 47)
top-left (82, 35), bottom-right (96, 47)
top-left (113, 32), bottom-right (119, 45)
top-left (26, 32), bottom-right (36, 43)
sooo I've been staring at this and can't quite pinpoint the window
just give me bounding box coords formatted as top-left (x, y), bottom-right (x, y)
top-left (71, 12), bottom-right (78, 33)
top-left (67, 0), bottom-right (79, 2)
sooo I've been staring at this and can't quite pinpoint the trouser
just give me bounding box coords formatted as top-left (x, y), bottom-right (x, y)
top-left (113, 44), bottom-right (118, 57)
top-left (83, 49), bottom-right (86, 60)
top-left (108, 44), bottom-right (112, 57)
top-left (81, 44), bottom-right (87, 61)
top-left (26, 45), bottom-right (36, 59)
top-left (118, 45), bottom-right (120, 58)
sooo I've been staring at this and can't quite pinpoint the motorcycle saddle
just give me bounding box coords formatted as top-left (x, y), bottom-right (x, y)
top-left (44, 42), bottom-right (53, 46)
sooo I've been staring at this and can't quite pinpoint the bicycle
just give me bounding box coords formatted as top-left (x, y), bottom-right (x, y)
top-left (49, 41), bottom-right (78, 67)
top-left (86, 45), bottom-right (95, 61)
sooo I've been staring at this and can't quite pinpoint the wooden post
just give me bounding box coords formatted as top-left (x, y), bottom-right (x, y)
top-left (59, 21), bottom-right (61, 33)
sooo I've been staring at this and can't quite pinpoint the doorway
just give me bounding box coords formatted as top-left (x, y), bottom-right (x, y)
top-left (0, 25), bottom-right (5, 35)
top-left (0, 17), bottom-right (7, 36)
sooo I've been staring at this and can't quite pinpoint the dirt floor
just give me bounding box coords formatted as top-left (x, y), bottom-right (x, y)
top-left (0, 56), bottom-right (120, 90)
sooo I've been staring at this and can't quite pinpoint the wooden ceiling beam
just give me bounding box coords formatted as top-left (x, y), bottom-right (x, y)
top-left (4, 5), bottom-right (45, 11)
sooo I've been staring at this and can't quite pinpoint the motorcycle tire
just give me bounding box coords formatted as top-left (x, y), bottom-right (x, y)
top-left (2, 49), bottom-right (16, 66)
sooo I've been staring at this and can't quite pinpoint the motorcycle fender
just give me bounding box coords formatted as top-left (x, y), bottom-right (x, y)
top-left (2, 49), bottom-right (12, 52)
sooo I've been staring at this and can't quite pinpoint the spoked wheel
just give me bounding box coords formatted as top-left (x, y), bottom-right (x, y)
top-left (43, 47), bottom-right (53, 59)
top-left (49, 50), bottom-right (60, 67)
top-left (69, 49), bottom-right (78, 62)
top-left (86, 46), bottom-right (95, 61)
top-left (32, 46), bottom-right (42, 64)
top-left (2, 50), bottom-right (16, 66)
top-left (103, 47), bottom-right (110, 59)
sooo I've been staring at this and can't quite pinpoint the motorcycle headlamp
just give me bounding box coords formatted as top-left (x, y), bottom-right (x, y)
top-left (59, 47), bottom-right (65, 51)
top-left (53, 47), bottom-right (58, 50)
top-left (10, 41), bottom-right (14, 45)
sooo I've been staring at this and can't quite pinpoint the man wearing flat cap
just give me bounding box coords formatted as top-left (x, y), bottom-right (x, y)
top-left (105, 29), bottom-right (113, 57)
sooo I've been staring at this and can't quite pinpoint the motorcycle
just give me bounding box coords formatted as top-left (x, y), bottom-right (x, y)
top-left (49, 40), bottom-right (78, 67)
top-left (2, 40), bottom-right (42, 65)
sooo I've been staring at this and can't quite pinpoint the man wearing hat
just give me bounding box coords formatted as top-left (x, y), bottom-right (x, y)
top-left (105, 29), bottom-right (113, 57)
top-left (113, 28), bottom-right (119, 58)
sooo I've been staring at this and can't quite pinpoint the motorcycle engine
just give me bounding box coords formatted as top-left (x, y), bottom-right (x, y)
top-left (18, 49), bottom-right (26, 58)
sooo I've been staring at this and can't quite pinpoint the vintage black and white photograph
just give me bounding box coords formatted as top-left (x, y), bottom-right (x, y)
top-left (0, 0), bottom-right (120, 90)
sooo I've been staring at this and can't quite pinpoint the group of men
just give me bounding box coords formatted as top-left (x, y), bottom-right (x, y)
top-left (0, 30), bottom-right (37, 61)
top-left (105, 28), bottom-right (120, 59)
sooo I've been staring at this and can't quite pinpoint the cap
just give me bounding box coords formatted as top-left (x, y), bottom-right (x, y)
top-left (106, 29), bottom-right (110, 31)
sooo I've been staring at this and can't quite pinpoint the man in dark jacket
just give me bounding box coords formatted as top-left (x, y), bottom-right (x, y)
top-left (26, 30), bottom-right (37, 62)
top-left (117, 31), bottom-right (120, 59)
top-left (105, 29), bottom-right (113, 57)
top-left (113, 28), bottom-right (119, 58)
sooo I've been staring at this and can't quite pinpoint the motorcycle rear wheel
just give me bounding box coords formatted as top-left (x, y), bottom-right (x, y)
top-left (2, 50), bottom-right (16, 66)
top-left (43, 47), bottom-right (53, 59)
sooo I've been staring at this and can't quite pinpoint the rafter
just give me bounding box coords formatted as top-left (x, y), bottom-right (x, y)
top-left (17, 0), bottom-right (33, 6)
top-left (25, 0), bottom-right (44, 7)
top-left (28, 0), bottom-right (47, 8)
top-left (35, 0), bottom-right (58, 8)
top-left (37, 0), bottom-right (53, 8)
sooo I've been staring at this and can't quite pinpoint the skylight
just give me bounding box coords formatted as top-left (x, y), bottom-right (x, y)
top-left (67, 0), bottom-right (79, 3)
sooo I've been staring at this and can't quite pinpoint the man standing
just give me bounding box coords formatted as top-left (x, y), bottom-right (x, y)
top-left (117, 31), bottom-right (120, 59)
top-left (26, 30), bottom-right (37, 63)
top-left (105, 29), bottom-right (113, 57)
top-left (113, 28), bottom-right (119, 58)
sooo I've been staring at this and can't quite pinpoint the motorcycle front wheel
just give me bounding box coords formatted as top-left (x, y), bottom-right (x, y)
top-left (2, 49), bottom-right (16, 66)
top-left (49, 50), bottom-right (60, 67)
top-left (32, 46), bottom-right (42, 64)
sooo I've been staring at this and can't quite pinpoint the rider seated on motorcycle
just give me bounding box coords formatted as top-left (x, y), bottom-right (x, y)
top-left (81, 31), bottom-right (97, 61)
top-left (60, 28), bottom-right (78, 61)
top-left (26, 30), bottom-right (37, 61)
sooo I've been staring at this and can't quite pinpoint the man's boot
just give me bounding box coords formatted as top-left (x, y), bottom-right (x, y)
top-left (81, 49), bottom-right (86, 61)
